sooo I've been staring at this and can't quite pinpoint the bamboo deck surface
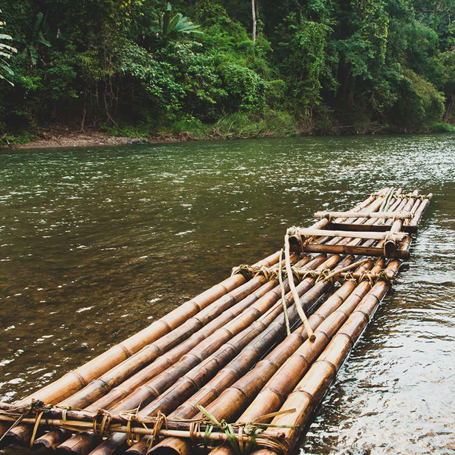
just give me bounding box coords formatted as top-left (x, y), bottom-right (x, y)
top-left (0, 188), bottom-right (432, 455)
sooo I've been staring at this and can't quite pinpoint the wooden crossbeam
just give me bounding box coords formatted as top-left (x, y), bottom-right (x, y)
top-left (289, 242), bottom-right (410, 260)
top-left (314, 211), bottom-right (412, 220)
top-left (328, 223), bottom-right (417, 234)
top-left (295, 227), bottom-right (409, 242)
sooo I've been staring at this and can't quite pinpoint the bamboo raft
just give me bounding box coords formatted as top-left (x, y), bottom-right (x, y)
top-left (0, 188), bottom-right (432, 455)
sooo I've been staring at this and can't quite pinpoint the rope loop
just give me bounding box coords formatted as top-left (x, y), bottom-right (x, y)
top-left (344, 271), bottom-right (357, 283)
top-left (360, 271), bottom-right (375, 287)
top-left (290, 266), bottom-right (301, 283)
top-left (287, 226), bottom-right (298, 237)
top-left (316, 269), bottom-right (332, 283)
top-left (29, 411), bottom-right (44, 448)
top-left (300, 270), bottom-right (317, 281)
top-left (93, 409), bottom-right (113, 441)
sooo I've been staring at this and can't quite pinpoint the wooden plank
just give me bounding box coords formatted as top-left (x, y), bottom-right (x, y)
top-left (290, 242), bottom-right (410, 259)
top-left (328, 223), bottom-right (417, 234)
top-left (314, 211), bottom-right (412, 220)
top-left (296, 227), bottom-right (409, 242)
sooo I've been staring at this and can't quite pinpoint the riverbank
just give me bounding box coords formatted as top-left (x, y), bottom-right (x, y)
top-left (2, 119), bottom-right (454, 150)
top-left (0, 112), bottom-right (300, 150)
top-left (0, 128), bottom-right (156, 150)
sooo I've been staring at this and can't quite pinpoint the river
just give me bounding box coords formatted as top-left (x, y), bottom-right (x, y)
top-left (0, 134), bottom-right (454, 454)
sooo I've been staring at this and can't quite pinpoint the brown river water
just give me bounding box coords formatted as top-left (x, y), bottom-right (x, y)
top-left (0, 134), bottom-right (454, 454)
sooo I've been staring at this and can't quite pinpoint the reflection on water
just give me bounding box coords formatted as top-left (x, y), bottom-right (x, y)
top-left (0, 134), bottom-right (454, 454)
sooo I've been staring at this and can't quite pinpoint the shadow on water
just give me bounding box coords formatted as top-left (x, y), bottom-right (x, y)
top-left (0, 134), bottom-right (454, 454)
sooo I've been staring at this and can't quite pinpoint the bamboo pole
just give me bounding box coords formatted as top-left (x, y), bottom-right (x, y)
top-left (32, 256), bottom-right (305, 451)
top-left (0, 419), bottom-right (290, 447)
top-left (284, 232), bottom-right (315, 341)
top-left (143, 261), bottom-right (376, 455)
top-left (297, 227), bottom-right (408, 242)
top-left (59, 256), bottom-right (330, 455)
top-left (17, 250), bottom-right (280, 407)
top-left (0, 255), bottom-right (357, 455)
top-left (297, 243), bottom-right (410, 259)
top-left (409, 193), bottom-right (433, 227)
top-left (236, 258), bottom-right (386, 426)
top-left (182, 257), bottom-right (353, 427)
top-left (3, 252), bottom-right (282, 446)
top-left (314, 211), bottom-right (412, 219)
top-left (247, 260), bottom-right (401, 455)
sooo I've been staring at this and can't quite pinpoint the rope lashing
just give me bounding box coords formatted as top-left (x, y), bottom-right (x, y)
top-left (145, 411), bottom-right (168, 449)
top-left (231, 259), bottom-right (395, 286)
top-left (377, 270), bottom-right (396, 285)
top-left (394, 193), bottom-right (431, 201)
top-left (29, 411), bottom-right (44, 447)
top-left (315, 268), bottom-right (332, 283)
top-left (231, 264), bottom-right (299, 283)
top-left (0, 400), bottom-right (52, 446)
top-left (93, 409), bottom-right (114, 441)
top-left (197, 405), bottom-right (293, 455)
top-left (0, 402), bottom-right (298, 454)
top-left (231, 264), bottom-right (257, 280)
top-left (231, 264), bottom-right (278, 281)
top-left (294, 267), bottom-right (396, 286)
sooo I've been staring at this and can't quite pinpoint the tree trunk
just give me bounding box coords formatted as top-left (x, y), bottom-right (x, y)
top-left (443, 94), bottom-right (455, 123)
top-left (251, 0), bottom-right (256, 42)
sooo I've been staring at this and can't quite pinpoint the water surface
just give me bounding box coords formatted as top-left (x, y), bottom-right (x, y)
top-left (0, 134), bottom-right (454, 454)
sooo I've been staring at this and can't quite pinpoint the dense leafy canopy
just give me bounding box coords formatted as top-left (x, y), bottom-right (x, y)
top-left (0, 0), bottom-right (454, 140)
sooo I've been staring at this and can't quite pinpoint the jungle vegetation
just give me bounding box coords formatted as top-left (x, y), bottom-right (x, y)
top-left (1, 0), bottom-right (455, 143)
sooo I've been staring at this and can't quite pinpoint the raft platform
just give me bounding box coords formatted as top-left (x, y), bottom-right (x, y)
top-left (0, 188), bottom-right (432, 455)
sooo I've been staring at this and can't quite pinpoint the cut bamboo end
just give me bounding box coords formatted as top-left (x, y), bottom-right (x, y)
top-left (149, 437), bottom-right (192, 454)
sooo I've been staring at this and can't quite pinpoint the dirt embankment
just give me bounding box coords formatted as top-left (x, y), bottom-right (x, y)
top-left (1, 127), bottom-right (154, 150)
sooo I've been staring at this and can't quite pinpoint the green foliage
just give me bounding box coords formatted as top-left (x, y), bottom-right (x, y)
top-left (430, 122), bottom-right (455, 132)
top-left (151, 2), bottom-right (202, 43)
top-left (0, 0), bottom-right (455, 138)
top-left (403, 69), bottom-right (445, 123)
top-left (211, 110), bottom-right (298, 138)
top-left (276, 11), bottom-right (337, 116)
top-left (0, 9), bottom-right (17, 85)
top-left (16, 12), bottom-right (51, 67)
top-left (218, 62), bottom-right (267, 111)
top-left (387, 69), bottom-right (446, 129)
